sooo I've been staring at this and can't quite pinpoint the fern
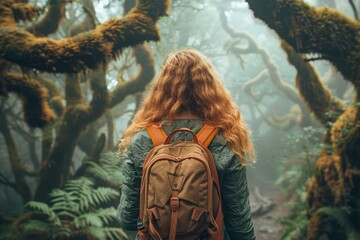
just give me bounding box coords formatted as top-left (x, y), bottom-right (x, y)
top-left (280, 210), bottom-right (308, 240)
top-left (95, 207), bottom-right (118, 224)
top-left (84, 161), bottom-right (111, 182)
top-left (74, 212), bottom-right (103, 228)
top-left (82, 226), bottom-right (107, 240)
top-left (2, 152), bottom-right (127, 240)
top-left (91, 187), bottom-right (119, 205)
top-left (81, 227), bottom-right (127, 240)
top-left (104, 227), bottom-right (128, 240)
top-left (25, 202), bottom-right (61, 226)
top-left (75, 181), bottom-right (119, 212)
top-left (317, 207), bottom-right (360, 240)
top-left (278, 127), bottom-right (323, 239)
top-left (99, 153), bottom-right (124, 184)
top-left (74, 207), bottom-right (118, 228)
top-left (22, 220), bottom-right (52, 234)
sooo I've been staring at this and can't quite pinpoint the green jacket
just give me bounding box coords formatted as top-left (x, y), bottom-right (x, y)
top-left (117, 119), bottom-right (255, 240)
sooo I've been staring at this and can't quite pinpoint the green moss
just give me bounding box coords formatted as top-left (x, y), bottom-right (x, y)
top-left (0, 0), bottom-right (170, 73)
top-left (282, 41), bottom-right (345, 127)
top-left (247, 0), bottom-right (360, 84)
top-left (11, 2), bottom-right (42, 22)
top-left (246, 1), bottom-right (360, 238)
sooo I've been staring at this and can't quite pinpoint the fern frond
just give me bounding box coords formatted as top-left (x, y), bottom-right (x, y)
top-left (94, 207), bottom-right (118, 225)
top-left (92, 187), bottom-right (119, 205)
top-left (78, 226), bottom-right (128, 240)
top-left (84, 161), bottom-right (111, 182)
top-left (64, 177), bottom-right (94, 192)
top-left (280, 210), bottom-right (308, 240)
top-left (100, 153), bottom-right (124, 176)
top-left (317, 207), bottom-right (360, 239)
top-left (104, 227), bottom-right (128, 240)
top-left (51, 227), bottom-right (72, 238)
top-left (51, 190), bottom-right (79, 217)
top-left (50, 189), bottom-right (77, 204)
top-left (21, 219), bottom-right (52, 235)
top-left (74, 213), bottom-right (103, 228)
top-left (54, 210), bottom-right (78, 219)
top-left (80, 226), bottom-right (106, 240)
top-left (25, 202), bottom-right (61, 226)
top-left (0, 224), bottom-right (23, 240)
top-left (14, 152), bottom-right (126, 240)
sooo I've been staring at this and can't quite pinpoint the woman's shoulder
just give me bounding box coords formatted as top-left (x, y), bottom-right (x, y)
top-left (208, 133), bottom-right (237, 170)
top-left (128, 129), bottom-right (153, 153)
top-left (127, 121), bottom-right (237, 169)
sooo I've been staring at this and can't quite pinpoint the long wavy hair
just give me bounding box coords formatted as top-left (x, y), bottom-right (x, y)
top-left (119, 49), bottom-right (255, 164)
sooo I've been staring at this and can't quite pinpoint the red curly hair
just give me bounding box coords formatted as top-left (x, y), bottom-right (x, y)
top-left (119, 49), bottom-right (255, 164)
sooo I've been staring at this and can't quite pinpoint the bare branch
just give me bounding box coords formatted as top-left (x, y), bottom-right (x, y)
top-left (0, 173), bottom-right (17, 190)
top-left (348, 0), bottom-right (359, 21)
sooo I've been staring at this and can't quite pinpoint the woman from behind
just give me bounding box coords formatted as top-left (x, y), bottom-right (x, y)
top-left (118, 49), bottom-right (256, 240)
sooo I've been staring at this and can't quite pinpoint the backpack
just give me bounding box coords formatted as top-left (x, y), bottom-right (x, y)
top-left (137, 122), bottom-right (224, 240)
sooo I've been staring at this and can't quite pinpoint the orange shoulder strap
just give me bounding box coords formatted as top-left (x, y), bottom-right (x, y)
top-left (146, 122), bottom-right (167, 147)
top-left (146, 122), bottom-right (218, 148)
top-left (196, 123), bottom-right (218, 147)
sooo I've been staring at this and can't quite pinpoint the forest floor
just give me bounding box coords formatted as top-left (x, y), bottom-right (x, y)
top-left (250, 186), bottom-right (288, 240)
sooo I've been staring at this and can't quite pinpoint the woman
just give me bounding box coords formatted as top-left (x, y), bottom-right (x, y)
top-left (117, 49), bottom-right (256, 240)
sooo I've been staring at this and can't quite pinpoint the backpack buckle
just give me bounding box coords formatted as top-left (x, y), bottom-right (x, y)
top-left (170, 197), bottom-right (179, 210)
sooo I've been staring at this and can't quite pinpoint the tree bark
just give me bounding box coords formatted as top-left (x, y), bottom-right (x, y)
top-left (0, 107), bottom-right (31, 202)
top-left (0, 0), bottom-right (170, 73)
top-left (35, 67), bottom-right (109, 202)
top-left (246, 1), bottom-right (360, 239)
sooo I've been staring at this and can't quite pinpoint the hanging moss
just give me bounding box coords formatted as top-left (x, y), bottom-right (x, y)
top-left (282, 41), bottom-right (346, 127)
top-left (11, 2), bottom-right (42, 22)
top-left (35, 74), bottom-right (64, 116)
top-left (0, 0), bottom-right (19, 27)
top-left (246, 1), bottom-right (360, 239)
top-left (0, 0), bottom-right (170, 73)
top-left (0, 0), bottom-right (170, 130)
top-left (246, 0), bottom-right (360, 84)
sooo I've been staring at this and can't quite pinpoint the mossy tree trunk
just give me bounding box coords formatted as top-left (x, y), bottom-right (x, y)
top-left (246, 0), bottom-right (360, 239)
top-left (76, 0), bottom-right (157, 154)
top-left (0, 0), bottom-right (170, 202)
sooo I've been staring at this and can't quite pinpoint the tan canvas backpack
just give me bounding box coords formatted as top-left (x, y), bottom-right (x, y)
top-left (137, 123), bottom-right (224, 240)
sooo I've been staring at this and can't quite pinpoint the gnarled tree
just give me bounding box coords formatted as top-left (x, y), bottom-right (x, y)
top-left (0, 0), bottom-right (170, 203)
top-left (246, 0), bottom-right (360, 239)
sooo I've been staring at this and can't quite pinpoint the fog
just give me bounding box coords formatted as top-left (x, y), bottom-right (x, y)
top-left (0, 0), bottom-right (359, 239)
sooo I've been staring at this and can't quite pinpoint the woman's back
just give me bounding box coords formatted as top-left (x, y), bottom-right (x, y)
top-left (118, 49), bottom-right (256, 239)
top-left (118, 119), bottom-right (255, 239)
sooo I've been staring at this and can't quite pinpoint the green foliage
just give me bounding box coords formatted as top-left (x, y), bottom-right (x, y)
top-left (316, 207), bottom-right (360, 240)
top-left (277, 126), bottom-right (325, 240)
top-left (280, 209), bottom-right (308, 240)
top-left (0, 153), bottom-right (127, 240)
top-left (277, 126), bottom-right (324, 199)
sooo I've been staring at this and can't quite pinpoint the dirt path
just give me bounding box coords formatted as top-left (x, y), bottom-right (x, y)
top-left (250, 187), bottom-right (288, 240)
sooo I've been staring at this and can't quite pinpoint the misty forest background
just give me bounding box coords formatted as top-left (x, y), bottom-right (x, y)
top-left (0, 0), bottom-right (359, 239)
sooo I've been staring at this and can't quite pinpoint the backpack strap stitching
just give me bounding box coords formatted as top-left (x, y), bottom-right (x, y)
top-left (196, 123), bottom-right (218, 147)
top-left (146, 122), bottom-right (167, 147)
